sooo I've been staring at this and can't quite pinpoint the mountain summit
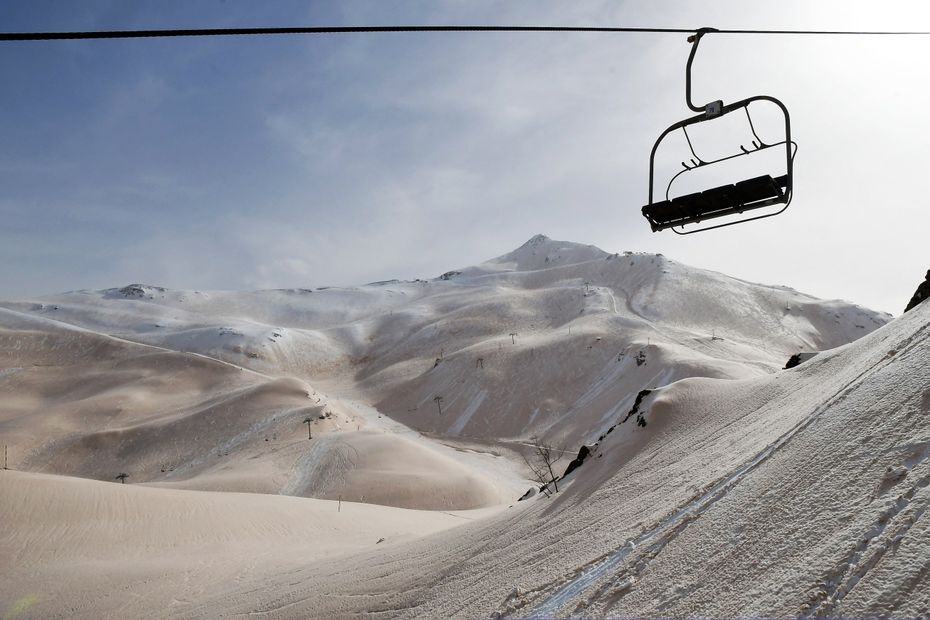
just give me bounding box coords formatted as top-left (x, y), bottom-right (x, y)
top-left (476, 234), bottom-right (609, 273)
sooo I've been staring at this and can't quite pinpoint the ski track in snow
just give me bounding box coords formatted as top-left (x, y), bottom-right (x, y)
top-left (808, 467), bottom-right (930, 616)
top-left (802, 360), bottom-right (930, 616)
top-left (521, 323), bottom-right (928, 618)
top-left (573, 361), bottom-right (627, 411)
top-left (279, 434), bottom-right (337, 496)
top-left (166, 411), bottom-right (301, 481)
top-left (449, 389), bottom-right (488, 435)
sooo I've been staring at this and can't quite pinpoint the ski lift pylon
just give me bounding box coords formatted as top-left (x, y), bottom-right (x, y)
top-left (641, 28), bottom-right (796, 234)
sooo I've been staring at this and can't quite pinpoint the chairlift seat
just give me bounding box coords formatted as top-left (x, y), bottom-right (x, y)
top-left (701, 184), bottom-right (738, 212)
top-left (642, 174), bottom-right (789, 231)
top-left (673, 192), bottom-right (707, 217)
top-left (733, 174), bottom-right (787, 206)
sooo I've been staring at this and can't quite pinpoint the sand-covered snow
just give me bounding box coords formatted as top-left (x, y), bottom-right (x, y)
top-left (0, 236), bottom-right (889, 454)
top-left (2, 235), bottom-right (918, 619)
top-left (157, 295), bottom-right (929, 620)
top-left (0, 470), bottom-right (497, 619)
top-left (0, 306), bottom-right (523, 509)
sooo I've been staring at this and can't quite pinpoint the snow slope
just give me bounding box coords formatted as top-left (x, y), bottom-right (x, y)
top-left (0, 307), bottom-right (521, 509)
top-left (171, 287), bottom-right (930, 619)
top-left (0, 235), bottom-right (889, 455)
top-left (0, 470), bottom-right (499, 620)
top-left (0, 235), bottom-right (908, 619)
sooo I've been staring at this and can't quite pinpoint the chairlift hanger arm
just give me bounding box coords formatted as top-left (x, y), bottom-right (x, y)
top-left (685, 27), bottom-right (720, 113)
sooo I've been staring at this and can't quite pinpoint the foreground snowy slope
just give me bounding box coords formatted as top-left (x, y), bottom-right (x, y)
top-left (0, 470), bottom-right (499, 619)
top-left (176, 290), bottom-right (930, 619)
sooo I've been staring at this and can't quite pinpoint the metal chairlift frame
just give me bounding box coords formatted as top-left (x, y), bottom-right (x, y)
top-left (643, 28), bottom-right (796, 234)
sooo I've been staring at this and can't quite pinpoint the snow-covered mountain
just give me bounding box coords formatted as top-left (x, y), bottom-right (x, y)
top-left (4, 235), bottom-right (926, 620)
top-left (0, 235), bottom-right (889, 454)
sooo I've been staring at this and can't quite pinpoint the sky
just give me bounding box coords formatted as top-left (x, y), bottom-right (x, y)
top-left (1, 1), bottom-right (929, 315)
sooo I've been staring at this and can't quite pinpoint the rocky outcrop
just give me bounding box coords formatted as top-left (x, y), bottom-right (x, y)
top-left (904, 269), bottom-right (930, 313)
top-left (561, 445), bottom-right (591, 479)
top-left (784, 351), bottom-right (820, 369)
top-left (517, 487), bottom-right (537, 501)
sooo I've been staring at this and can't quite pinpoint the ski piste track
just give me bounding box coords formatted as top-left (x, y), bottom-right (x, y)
top-left (517, 321), bottom-right (929, 618)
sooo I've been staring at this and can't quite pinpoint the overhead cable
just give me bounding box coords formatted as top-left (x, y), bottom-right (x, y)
top-left (3, 24), bottom-right (930, 42)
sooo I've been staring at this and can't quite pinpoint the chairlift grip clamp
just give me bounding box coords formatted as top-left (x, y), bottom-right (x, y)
top-left (687, 27), bottom-right (719, 44)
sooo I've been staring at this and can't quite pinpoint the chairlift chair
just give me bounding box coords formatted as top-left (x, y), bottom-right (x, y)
top-left (641, 28), bottom-right (797, 234)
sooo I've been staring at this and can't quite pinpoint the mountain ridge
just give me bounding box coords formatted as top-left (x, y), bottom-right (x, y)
top-left (0, 235), bottom-right (891, 468)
